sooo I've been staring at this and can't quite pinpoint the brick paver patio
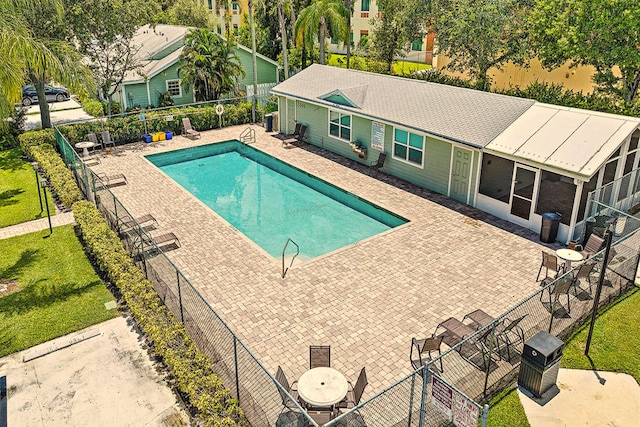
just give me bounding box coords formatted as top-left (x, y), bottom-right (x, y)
top-left (90, 124), bottom-right (560, 400)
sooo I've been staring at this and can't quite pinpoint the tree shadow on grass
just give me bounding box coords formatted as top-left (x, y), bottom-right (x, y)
top-left (0, 148), bottom-right (28, 172)
top-left (0, 249), bottom-right (39, 281)
top-left (0, 188), bottom-right (24, 208)
top-left (0, 277), bottom-right (105, 316)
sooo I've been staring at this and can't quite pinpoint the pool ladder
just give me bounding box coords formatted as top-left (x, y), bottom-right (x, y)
top-left (239, 127), bottom-right (255, 144)
top-left (281, 238), bottom-right (299, 278)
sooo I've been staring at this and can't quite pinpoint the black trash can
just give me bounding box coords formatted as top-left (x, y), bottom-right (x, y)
top-left (518, 331), bottom-right (564, 398)
top-left (265, 114), bottom-right (273, 132)
top-left (540, 212), bottom-right (562, 243)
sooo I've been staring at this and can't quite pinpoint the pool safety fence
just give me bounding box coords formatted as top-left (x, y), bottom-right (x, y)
top-left (54, 127), bottom-right (640, 427)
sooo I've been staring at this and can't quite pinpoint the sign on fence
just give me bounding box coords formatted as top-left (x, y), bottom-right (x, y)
top-left (453, 393), bottom-right (479, 427)
top-left (431, 376), bottom-right (453, 420)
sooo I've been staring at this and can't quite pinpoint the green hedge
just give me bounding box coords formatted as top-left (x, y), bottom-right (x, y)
top-left (83, 100), bottom-right (104, 117)
top-left (59, 102), bottom-right (253, 147)
top-left (18, 129), bottom-right (83, 208)
top-left (72, 201), bottom-right (246, 427)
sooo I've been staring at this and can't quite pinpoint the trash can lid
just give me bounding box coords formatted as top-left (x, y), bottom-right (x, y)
top-left (542, 212), bottom-right (562, 220)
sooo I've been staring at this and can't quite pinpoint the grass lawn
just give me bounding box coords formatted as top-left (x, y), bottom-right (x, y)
top-left (0, 224), bottom-right (117, 357)
top-left (487, 285), bottom-right (640, 424)
top-left (0, 147), bottom-right (56, 228)
top-left (327, 54), bottom-right (431, 76)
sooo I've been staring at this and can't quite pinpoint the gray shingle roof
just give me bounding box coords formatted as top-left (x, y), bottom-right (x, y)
top-left (271, 64), bottom-right (535, 147)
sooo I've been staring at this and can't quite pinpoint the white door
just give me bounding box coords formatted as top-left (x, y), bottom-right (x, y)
top-left (509, 165), bottom-right (538, 226)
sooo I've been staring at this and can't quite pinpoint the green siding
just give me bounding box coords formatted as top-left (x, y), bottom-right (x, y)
top-left (123, 84), bottom-right (150, 109)
top-left (233, 48), bottom-right (278, 85)
top-left (151, 39), bottom-right (184, 59)
top-left (147, 63), bottom-right (193, 107)
top-left (275, 98), bottom-right (485, 205)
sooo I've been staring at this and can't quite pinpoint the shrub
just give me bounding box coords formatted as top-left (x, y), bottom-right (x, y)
top-left (0, 107), bottom-right (26, 150)
top-left (84, 100), bottom-right (104, 117)
top-left (18, 129), bottom-right (83, 208)
top-left (72, 201), bottom-right (246, 426)
top-left (158, 91), bottom-right (175, 108)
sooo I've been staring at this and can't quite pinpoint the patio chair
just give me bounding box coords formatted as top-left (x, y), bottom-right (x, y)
top-left (410, 335), bottom-right (443, 372)
top-left (493, 314), bottom-right (528, 362)
top-left (536, 251), bottom-right (564, 282)
top-left (101, 130), bottom-right (116, 151)
top-left (182, 117), bottom-right (201, 139)
top-left (309, 345), bottom-right (331, 369)
top-left (571, 261), bottom-right (597, 294)
top-left (283, 124), bottom-right (307, 147)
top-left (117, 214), bottom-right (158, 236)
top-left (87, 132), bottom-right (100, 152)
top-left (435, 317), bottom-right (497, 371)
top-left (336, 367), bottom-right (368, 411)
top-left (281, 123), bottom-right (301, 141)
top-left (540, 275), bottom-right (573, 315)
top-left (369, 152), bottom-right (386, 176)
top-left (575, 234), bottom-right (604, 259)
top-left (96, 172), bottom-right (127, 187)
top-left (275, 366), bottom-right (300, 413)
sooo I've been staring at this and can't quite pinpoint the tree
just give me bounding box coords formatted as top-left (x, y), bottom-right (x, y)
top-left (167, 0), bottom-right (213, 28)
top-left (178, 29), bottom-right (245, 101)
top-left (20, 0), bottom-right (94, 128)
top-left (369, 0), bottom-right (408, 73)
top-left (530, 0), bottom-right (640, 103)
top-left (66, 0), bottom-right (156, 116)
top-left (294, 0), bottom-right (349, 65)
top-left (432, 0), bottom-right (533, 90)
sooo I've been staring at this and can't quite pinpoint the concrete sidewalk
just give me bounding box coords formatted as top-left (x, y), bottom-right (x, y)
top-left (519, 368), bottom-right (640, 427)
top-left (0, 211), bottom-right (75, 240)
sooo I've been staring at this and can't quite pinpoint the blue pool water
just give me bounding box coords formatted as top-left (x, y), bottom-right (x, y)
top-left (147, 141), bottom-right (407, 259)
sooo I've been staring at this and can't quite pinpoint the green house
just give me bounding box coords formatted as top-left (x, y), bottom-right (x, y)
top-left (114, 24), bottom-right (280, 109)
top-left (272, 64), bottom-right (640, 243)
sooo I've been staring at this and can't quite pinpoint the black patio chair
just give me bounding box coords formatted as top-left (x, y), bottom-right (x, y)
top-left (336, 367), bottom-right (368, 411)
top-left (369, 152), bottom-right (386, 176)
top-left (575, 234), bottom-right (605, 259)
top-left (283, 124), bottom-right (307, 147)
top-left (571, 261), bottom-right (597, 294)
top-left (493, 314), bottom-right (528, 362)
top-left (275, 366), bottom-right (300, 413)
top-left (101, 130), bottom-right (116, 150)
top-left (309, 345), bottom-right (331, 369)
top-left (410, 335), bottom-right (443, 372)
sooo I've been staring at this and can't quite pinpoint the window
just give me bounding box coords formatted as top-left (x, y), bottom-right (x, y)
top-left (361, 0), bottom-right (370, 11)
top-left (479, 154), bottom-right (514, 202)
top-left (535, 171), bottom-right (576, 226)
top-left (329, 110), bottom-right (351, 142)
top-left (166, 80), bottom-right (182, 98)
top-left (207, 0), bottom-right (212, 9)
top-left (359, 30), bottom-right (369, 47)
top-left (233, 24), bottom-right (239, 35)
top-left (232, 2), bottom-right (239, 13)
top-left (393, 128), bottom-right (424, 166)
top-left (411, 37), bottom-right (423, 51)
top-left (350, 32), bottom-right (354, 46)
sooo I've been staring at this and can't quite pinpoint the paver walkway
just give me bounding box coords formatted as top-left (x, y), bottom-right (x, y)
top-left (0, 211), bottom-right (75, 240)
top-left (89, 125), bottom-right (562, 399)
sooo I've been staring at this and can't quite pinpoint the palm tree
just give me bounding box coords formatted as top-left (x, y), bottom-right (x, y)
top-left (0, 0), bottom-right (63, 125)
top-left (294, 0), bottom-right (349, 66)
top-left (178, 29), bottom-right (245, 101)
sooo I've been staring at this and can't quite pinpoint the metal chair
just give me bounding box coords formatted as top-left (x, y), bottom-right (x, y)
top-left (309, 345), bottom-right (331, 369)
top-left (540, 275), bottom-right (573, 315)
top-left (575, 234), bottom-right (604, 259)
top-left (336, 367), bottom-right (368, 411)
top-left (369, 152), bottom-right (387, 176)
top-left (275, 366), bottom-right (299, 413)
top-left (410, 336), bottom-right (443, 372)
top-left (182, 117), bottom-right (201, 139)
top-left (536, 251), bottom-right (564, 282)
top-left (494, 314), bottom-right (527, 362)
top-left (101, 130), bottom-right (116, 150)
top-left (571, 261), bottom-right (597, 294)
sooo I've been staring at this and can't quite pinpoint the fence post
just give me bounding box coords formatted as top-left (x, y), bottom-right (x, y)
top-left (234, 336), bottom-right (241, 404)
top-left (481, 404), bottom-right (489, 427)
top-left (177, 271), bottom-right (184, 322)
top-left (407, 371), bottom-right (416, 426)
top-left (418, 365), bottom-right (430, 427)
top-left (585, 227), bottom-right (614, 355)
top-left (114, 195), bottom-right (118, 227)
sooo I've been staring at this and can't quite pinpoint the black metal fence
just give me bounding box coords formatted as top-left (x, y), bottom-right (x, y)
top-left (54, 126), bottom-right (640, 427)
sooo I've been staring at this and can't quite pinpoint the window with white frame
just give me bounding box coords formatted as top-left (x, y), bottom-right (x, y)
top-left (329, 110), bottom-right (351, 141)
top-left (166, 80), bottom-right (182, 98)
top-left (393, 127), bottom-right (424, 166)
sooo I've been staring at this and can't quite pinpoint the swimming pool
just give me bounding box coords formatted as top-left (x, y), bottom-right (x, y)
top-left (147, 141), bottom-right (407, 259)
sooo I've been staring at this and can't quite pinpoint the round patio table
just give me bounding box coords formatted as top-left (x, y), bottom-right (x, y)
top-left (556, 248), bottom-right (584, 270)
top-left (75, 141), bottom-right (95, 158)
top-left (297, 367), bottom-right (348, 407)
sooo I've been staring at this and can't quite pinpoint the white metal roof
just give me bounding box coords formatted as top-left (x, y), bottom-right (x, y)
top-left (486, 103), bottom-right (640, 179)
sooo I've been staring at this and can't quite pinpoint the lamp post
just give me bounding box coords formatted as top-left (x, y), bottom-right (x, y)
top-left (40, 177), bottom-right (52, 235)
top-left (31, 162), bottom-right (43, 212)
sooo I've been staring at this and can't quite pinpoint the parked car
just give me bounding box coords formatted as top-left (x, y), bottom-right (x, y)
top-left (22, 84), bottom-right (70, 106)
